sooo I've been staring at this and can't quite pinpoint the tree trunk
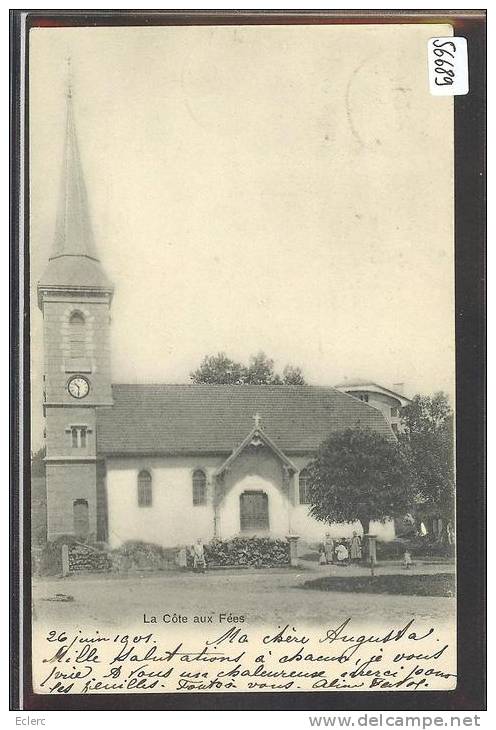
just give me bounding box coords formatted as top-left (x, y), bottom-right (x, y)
top-left (359, 517), bottom-right (370, 537)
top-left (359, 517), bottom-right (371, 559)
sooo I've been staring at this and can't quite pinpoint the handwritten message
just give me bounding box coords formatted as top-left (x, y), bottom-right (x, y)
top-left (33, 617), bottom-right (456, 694)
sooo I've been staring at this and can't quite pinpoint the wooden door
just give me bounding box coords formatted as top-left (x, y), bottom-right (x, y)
top-left (73, 499), bottom-right (89, 537)
top-left (240, 491), bottom-right (269, 531)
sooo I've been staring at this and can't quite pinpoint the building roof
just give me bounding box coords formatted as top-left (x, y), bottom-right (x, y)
top-left (96, 384), bottom-right (394, 456)
top-left (334, 378), bottom-right (376, 388)
top-left (38, 89), bottom-right (113, 304)
top-left (334, 380), bottom-right (411, 406)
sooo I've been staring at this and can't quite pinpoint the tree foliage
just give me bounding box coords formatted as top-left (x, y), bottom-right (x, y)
top-left (401, 392), bottom-right (452, 436)
top-left (307, 427), bottom-right (412, 536)
top-left (190, 351), bottom-right (306, 385)
top-left (244, 352), bottom-right (281, 385)
top-left (282, 365), bottom-right (306, 385)
top-left (399, 392), bottom-right (454, 521)
top-left (189, 353), bottom-right (246, 385)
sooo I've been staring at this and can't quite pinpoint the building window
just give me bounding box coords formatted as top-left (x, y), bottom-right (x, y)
top-left (69, 311), bottom-right (86, 359)
top-left (299, 468), bottom-right (311, 505)
top-left (240, 491), bottom-right (269, 531)
top-left (358, 393), bottom-right (369, 403)
top-left (137, 470), bottom-right (152, 507)
top-left (73, 499), bottom-right (89, 537)
top-left (192, 469), bottom-right (207, 506)
top-left (391, 423), bottom-right (399, 434)
top-left (71, 426), bottom-right (87, 448)
top-left (391, 407), bottom-right (399, 417)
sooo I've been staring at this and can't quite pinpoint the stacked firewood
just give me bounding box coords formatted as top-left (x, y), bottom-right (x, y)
top-left (68, 545), bottom-right (112, 572)
top-left (204, 537), bottom-right (290, 568)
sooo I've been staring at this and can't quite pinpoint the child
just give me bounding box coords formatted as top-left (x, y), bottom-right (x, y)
top-left (192, 538), bottom-right (206, 573)
top-left (403, 550), bottom-right (413, 569)
top-left (335, 542), bottom-right (349, 564)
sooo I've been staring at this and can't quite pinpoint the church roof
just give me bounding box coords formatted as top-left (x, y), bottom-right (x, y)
top-left (38, 86), bottom-right (113, 303)
top-left (96, 384), bottom-right (394, 456)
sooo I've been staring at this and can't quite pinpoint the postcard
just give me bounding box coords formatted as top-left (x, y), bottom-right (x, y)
top-left (10, 10), bottom-right (486, 710)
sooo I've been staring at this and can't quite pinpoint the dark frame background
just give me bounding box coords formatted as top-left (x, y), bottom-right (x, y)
top-left (10, 8), bottom-right (487, 712)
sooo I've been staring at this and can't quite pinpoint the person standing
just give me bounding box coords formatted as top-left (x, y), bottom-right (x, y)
top-left (350, 532), bottom-right (362, 563)
top-left (324, 533), bottom-right (334, 564)
top-left (192, 538), bottom-right (206, 573)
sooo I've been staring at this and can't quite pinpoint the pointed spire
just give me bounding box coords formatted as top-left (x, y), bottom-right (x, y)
top-left (50, 62), bottom-right (99, 262)
top-left (66, 55), bottom-right (73, 101)
top-left (38, 63), bottom-right (113, 305)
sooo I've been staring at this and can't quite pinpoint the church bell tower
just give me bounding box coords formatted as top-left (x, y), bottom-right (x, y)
top-left (37, 79), bottom-right (113, 541)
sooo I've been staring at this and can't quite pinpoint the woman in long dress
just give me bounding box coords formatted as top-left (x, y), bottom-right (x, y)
top-left (324, 533), bottom-right (334, 564)
top-left (350, 532), bottom-right (362, 562)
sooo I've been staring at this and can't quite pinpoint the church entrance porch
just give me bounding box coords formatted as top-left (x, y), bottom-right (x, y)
top-left (213, 417), bottom-right (297, 540)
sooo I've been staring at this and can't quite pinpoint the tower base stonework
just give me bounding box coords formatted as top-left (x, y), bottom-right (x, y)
top-left (45, 461), bottom-right (98, 541)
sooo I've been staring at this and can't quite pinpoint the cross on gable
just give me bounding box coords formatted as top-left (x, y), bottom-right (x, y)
top-left (215, 416), bottom-right (297, 477)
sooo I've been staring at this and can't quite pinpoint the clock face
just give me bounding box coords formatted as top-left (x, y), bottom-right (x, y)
top-left (68, 376), bottom-right (90, 399)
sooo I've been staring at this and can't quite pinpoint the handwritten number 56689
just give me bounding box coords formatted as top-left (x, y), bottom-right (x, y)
top-left (432, 39), bottom-right (457, 86)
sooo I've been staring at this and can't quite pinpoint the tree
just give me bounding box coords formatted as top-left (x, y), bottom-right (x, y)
top-left (190, 353), bottom-right (246, 385)
top-left (190, 351), bottom-right (306, 385)
top-left (399, 392), bottom-right (454, 532)
top-left (307, 427), bottom-right (412, 537)
top-left (282, 365), bottom-right (306, 385)
top-left (400, 392), bottom-right (451, 435)
top-left (244, 352), bottom-right (281, 385)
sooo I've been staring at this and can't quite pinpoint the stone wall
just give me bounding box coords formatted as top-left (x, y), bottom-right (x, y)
top-left (42, 295), bottom-right (112, 407)
top-left (46, 461), bottom-right (97, 540)
top-left (41, 289), bottom-right (113, 544)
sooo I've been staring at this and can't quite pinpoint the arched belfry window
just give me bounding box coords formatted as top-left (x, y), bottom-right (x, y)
top-left (137, 470), bottom-right (152, 507)
top-left (299, 468), bottom-right (311, 505)
top-left (69, 311), bottom-right (86, 359)
top-left (192, 469), bottom-right (207, 506)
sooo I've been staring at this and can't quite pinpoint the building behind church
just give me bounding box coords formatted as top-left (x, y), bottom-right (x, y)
top-left (36, 91), bottom-right (400, 550)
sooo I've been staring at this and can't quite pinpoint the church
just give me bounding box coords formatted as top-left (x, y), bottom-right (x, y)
top-left (37, 91), bottom-right (396, 550)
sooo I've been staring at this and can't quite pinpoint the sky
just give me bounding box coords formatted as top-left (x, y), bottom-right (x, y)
top-left (29, 24), bottom-right (454, 448)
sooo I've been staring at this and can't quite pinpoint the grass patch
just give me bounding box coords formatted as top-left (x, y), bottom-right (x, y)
top-left (302, 573), bottom-right (455, 597)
